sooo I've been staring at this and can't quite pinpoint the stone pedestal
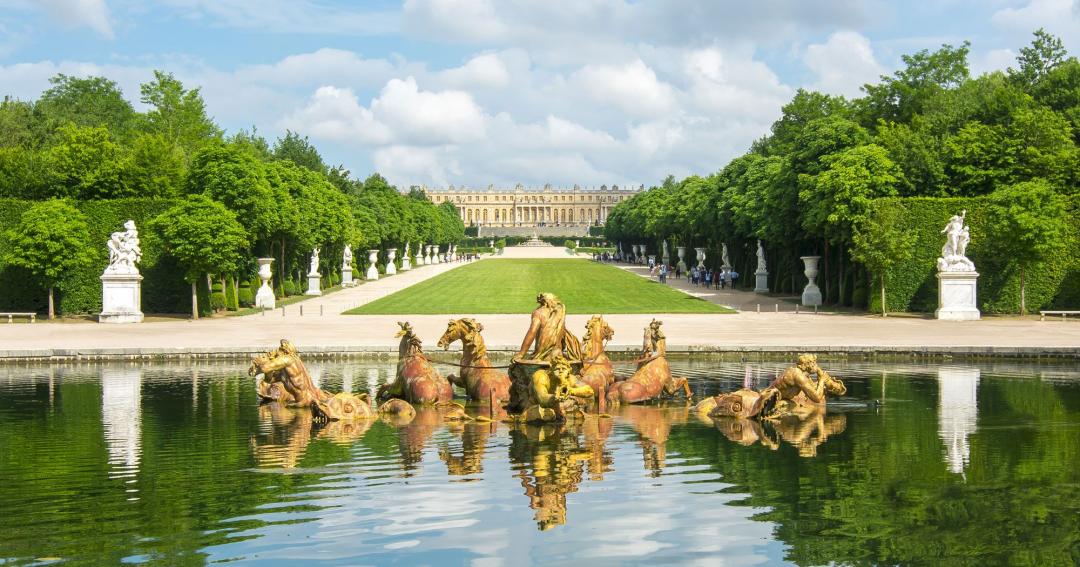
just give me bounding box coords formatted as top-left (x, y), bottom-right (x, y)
top-left (401, 250), bottom-right (411, 271)
top-left (255, 257), bottom-right (276, 308)
top-left (936, 271), bottom-right (981, 320)
top-left (754, 270), bottom-right (769, 293)
top-left (341, 266), bottom-right (354, 287)
top-left (99, 273), bottom-right (144, 323)
top-left (418, 243), bottom-right (427, 266)
top-left (386, 249), bottom-right (397, 275)
top-left (435, 246), bottom-right (443, 264)
top-left (305, 272), bottom-right (322, 296)
top-left (676, 246), bottom-right (687, 272)
top-left (800, 256), bottom-right (822, 306)
top-left (366, 250), bottom-right (380, 281)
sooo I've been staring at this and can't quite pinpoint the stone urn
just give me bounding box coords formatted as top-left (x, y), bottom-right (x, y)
top-left (695, 247), bottom-right (706, 270)
top-left (800, 256), bottom-right (822, 306)
top-left (386, 248), bottom-right (397, 275)
top-left (639, 244), bottom-right (647, 263)
top-left (255, 258), bottom-right (275, 309)
top-left (676, 246), bottom-right (687, 272)
top-left (366, 250), bottom-right (380, 281)
top-left (418, 242), bottom-right (426, 265)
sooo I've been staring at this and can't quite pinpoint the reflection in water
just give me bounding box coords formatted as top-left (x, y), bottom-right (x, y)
top-left (2, 359), bottom-right (1078, 565)
top-left (938, 366), bottom-right (979, 475)
top-left (100, 367), bottom-right (141, 486)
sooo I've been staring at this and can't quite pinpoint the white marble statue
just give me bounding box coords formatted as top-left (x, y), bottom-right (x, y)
top-left (721, 243), bottom-right (731, 267)
top-left (104, 220), bottom-right (142, 275)
top-left (937, 210), bottom-right (976, 272)
top-left (309, 247), bottom-right (321, 276)
top-left (756, 240), bottom-right (767, 272)
top-left (343, 245), bottom-right (352, 267)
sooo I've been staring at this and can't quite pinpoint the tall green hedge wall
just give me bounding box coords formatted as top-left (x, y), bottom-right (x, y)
top-left (868, 195), bottom-right (1080, 314)
top-left (0, 198), bottom-right (189, 315)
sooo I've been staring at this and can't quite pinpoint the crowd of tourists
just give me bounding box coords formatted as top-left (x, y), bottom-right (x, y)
top-left (592, 251), bottom-right (739, 289)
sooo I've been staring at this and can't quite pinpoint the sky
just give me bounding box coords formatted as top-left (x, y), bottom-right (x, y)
top-left (1, 0), bottom-right (1078, 189)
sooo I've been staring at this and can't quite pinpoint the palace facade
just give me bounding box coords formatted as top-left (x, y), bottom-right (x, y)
top-left (424, 183), bottom-right (641, 227)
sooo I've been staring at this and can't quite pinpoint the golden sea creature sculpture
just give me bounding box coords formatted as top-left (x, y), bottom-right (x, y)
top-left (508, 292), bottom-right (585, 414)
top-left (378, 322), bottom-right (454, 404)
top-left (578, 315), bottom-right (616, 397)
top-left (249, 339), bottom-right (374, 421)
top-left (702, 354), bottom-right (847, 421)
top-left (438, 318), bottom-right (511, 403)
top-left (606, 319), bottom-right (691, 405)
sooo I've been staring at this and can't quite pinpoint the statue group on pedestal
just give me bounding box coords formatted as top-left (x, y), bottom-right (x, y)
top-left (104, 220), bottom-right (142, 275)
top-left (937, 210), bottom-right (975, 272)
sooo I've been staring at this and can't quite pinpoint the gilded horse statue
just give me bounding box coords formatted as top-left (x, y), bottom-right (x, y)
top-left (606, 320), bottom-right (691, 405)
top-left (378, 322), bottom-right (454, 404)
top-left (250, 339), bottom-right (375, 422)
top-left (578, 315), bottom-right (615, 397)
top-left (437, 318), bottom-right (511, 403)
top-left (698, 354), bottom-right (847, 420)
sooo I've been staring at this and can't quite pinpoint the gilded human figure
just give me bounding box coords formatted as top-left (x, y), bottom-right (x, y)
top-left (507, 293), bottom-right (585, 415)
top-left (104, 220), bottom-right (142, 275)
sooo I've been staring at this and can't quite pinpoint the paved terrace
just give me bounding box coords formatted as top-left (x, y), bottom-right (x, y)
top-left (1, 248), bottom-right (1078, 360)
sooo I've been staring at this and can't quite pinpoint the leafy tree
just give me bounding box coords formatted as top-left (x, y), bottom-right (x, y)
top-left (126, 133), bottom-right (185, 197)
top-left (4, 200), bottom-right (91, 318)
top-left (140, 70), bottom-right (221, 161)
top-left (874, 118), bottom-right (947, 196)
top-left (861, 42), bottom-right (970, 124)
top-left (273, 130), bottom-right (325, 173)
top-left (0, 97), bottom-right (39, 149)
top-left (186, 144), bottom-right (276, 250)
top-left (150, 195), bottom-right (249, 319)
top-left (47, 124), bottom-right (128, 199)
top-left (851, 204), bottom-right (914, 316)
top-left (1009, 28), bottom-right (1068, 87)
top-left (36, 74), bottom-right (136, 136)
top-left (984, 179), bottom-right (1068, 314)
top-left (0, 146), bottom-right (49, 199)
top-left (801, 144), bottom-right (902, 243)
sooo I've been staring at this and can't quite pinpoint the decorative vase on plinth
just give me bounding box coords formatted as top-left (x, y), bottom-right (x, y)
top-left (366, 250), bottom-right (380, 280)
top-left (676, 246), bottom-right (687, 272)
top-left (639, 245), bottom-right (647, 263)
top-left (401, 245), bottom-right (412, 271)
top-left (418, 242), bottom-right (426, 265)
top-left (694, 247), bottom-right (706, 270)
top-left (255, 258), bottom-right (276, 308)
top-left (800, 256), bottom-right (822, 306)
top-left (386, 249), bottom-right (397, 275)
top-left (631, 244), bottom-right (639, 262)
top-left (426, 245), bottom-right (434, 265)
top-left (936, 271), bottom-right (981, 320)
top-left (100, 273), bottom-right (144, 323)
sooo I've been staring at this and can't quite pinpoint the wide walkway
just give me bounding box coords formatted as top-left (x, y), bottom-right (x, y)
top-left (1, 249), bottom-right (1078, 358)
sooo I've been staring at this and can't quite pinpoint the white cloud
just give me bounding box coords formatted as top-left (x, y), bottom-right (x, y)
top-left (572, 60), bottom-right (677, 118)
top-left (158, 0), bottom-right (399, 35)
top-left (40, 0), bottom-right (113, 38)
top-left (437, 53), bottom-right (511, 90)
top-left (990, 0), bottom-right (1080, 54)
top-left (804, 31), bottom-right (883, 98)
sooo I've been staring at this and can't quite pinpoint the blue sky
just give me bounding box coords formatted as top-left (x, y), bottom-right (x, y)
top-left (1, 0), bottom-right (1077, 189)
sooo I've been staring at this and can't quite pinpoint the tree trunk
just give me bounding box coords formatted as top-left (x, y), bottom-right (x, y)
top-left (880, 276), bottom-right (887, 318)
top-left (48, 286), bottom-right (55, 320)
top-left (1020, 267), bottom-right (1026, 316)
top-left (191, 281), bottom-right (199, 320)
top-left (279, 238), bottom-right (286, 297)
top-left (838, 251), bottom-right (846, 307)
top-left (823, 240), bottom-right (830, 305)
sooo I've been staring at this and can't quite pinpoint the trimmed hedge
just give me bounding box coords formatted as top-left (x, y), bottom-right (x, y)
top-left (867, 196), bottom-right (1080, 314)
top-left (0, 198), bottom-right (188, 315)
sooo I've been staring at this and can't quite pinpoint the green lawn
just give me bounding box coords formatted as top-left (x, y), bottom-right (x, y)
top-left (346, 259), bottom-right (734, 314)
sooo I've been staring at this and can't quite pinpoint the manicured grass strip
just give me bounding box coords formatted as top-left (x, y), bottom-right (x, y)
top-left (345, 259), bottom-right (734, 314)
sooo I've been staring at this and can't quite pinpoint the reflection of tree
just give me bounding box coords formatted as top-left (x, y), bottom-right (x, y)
top-left (667, 372), bottom-right (1080, 565)
top-left (616, 404), bottom-right (688, 477)
top-left (507, 422), bottom-right (591, 531)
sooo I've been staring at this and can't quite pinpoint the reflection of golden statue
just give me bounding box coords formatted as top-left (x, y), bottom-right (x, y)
top-left (617, 404), bottom-right (689, 476)
top-left (379, 322), bottom-right (454, 404)
top-left (250, 339), bottom-right (375, 421)
top-left (439, 420), bottom-right (498, 476)
top-left (250, 403), bottom-right (372, 469)
top-left (508, 421), bottom-right (591, 531)
top-left (438, 318), bottom-right (511, 403)
top-left (579, 315), bottom-right (616, 397)
top-left (712, 408), bottom-right (847, 457)
top-left (606, 320), bottom-right (691, 405)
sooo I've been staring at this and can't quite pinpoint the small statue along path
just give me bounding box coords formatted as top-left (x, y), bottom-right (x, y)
top-left (250, 339), bottom-right (375, 422)
top-left (437, 318), bottom-right (511, 404)
top-left (379, 322), bottom-right (454, 404)
top-left (606, 320), bottom-right (691, 405)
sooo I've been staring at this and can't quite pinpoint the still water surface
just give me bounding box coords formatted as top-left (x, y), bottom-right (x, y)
top-left (1, 359), bottom-right (1078, 565)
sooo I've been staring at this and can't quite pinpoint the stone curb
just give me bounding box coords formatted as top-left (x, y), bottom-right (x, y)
top-left (2, 343), bottom-right (1078, 362)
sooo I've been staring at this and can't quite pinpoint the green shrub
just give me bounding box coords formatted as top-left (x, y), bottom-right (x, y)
top-left (225, 278), bottom-right (238, 310)
top-left (211, 281), bottom-right (224, 293)
top-left (196, 276), bottom-right (212, 317)
top-left (237, 287), bottom-right (254, 307)
top-left (283, 280), bottom-right (297, 296)
top-left (210, 291), bottom-right (226, 311)
top-left (496, 238), bottom-right (506, 249)
top-left (564, 239), bottom-right (577, 250)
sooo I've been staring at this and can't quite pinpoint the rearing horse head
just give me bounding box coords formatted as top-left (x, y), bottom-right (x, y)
top-left (438, 318), bottom-right (486, 356)
top-left (583, 315), bottom-right (614, 345)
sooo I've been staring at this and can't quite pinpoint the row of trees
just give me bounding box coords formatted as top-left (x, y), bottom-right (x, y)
top-left (606, 30), bottom-right (1076, 314)
top-left (1, 72), bottom-right (464, 318)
